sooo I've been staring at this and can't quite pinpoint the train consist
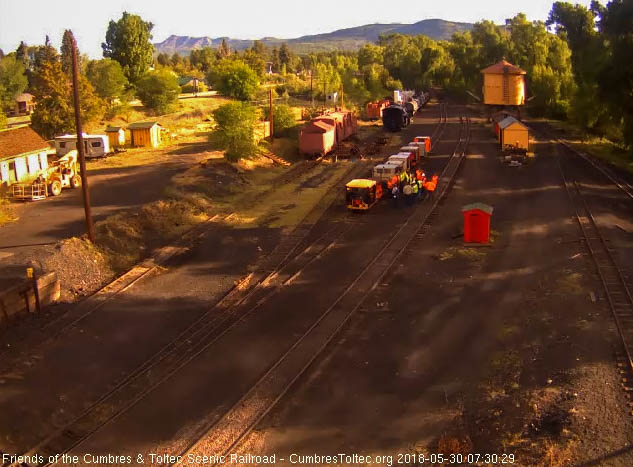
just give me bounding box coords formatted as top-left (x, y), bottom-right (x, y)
top-left (369, 91), bottom-right (430, 132)
top-left (298, 110), bottom-right (358, 158)
top-left (346, 135), bottom-right (433, 211)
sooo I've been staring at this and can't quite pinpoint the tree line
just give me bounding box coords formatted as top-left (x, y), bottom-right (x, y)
top-left (0, 2), bottom-right (631, 151)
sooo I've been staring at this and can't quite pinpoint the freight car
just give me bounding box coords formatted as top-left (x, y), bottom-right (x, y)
top-left (382, 104), bottom-right (410, 132)
top-left (299, 110), bottom-right (358, 158)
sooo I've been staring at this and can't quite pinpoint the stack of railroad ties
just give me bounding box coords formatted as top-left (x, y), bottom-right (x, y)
top-left (298, 109), bottom-right (359, 158)
top-left (345, 135), bottom-right (438, 211)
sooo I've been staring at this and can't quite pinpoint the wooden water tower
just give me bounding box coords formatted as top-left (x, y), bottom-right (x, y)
top-left (481, 59), bottom-right (526, 108)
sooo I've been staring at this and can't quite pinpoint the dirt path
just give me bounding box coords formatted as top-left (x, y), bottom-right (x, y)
top-left (230, 113), bottom-right (633, 466)
top-left (0, 104), bottom-right (445, 460)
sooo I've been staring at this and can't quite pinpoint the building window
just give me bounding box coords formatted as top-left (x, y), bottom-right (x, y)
top-left (59, 142), bottom-right (66, 148)
top-left (91, 142), bottom-right (102, 147)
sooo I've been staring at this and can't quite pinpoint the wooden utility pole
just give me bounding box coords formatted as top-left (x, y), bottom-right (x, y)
top-left (70, 32), bottom-right (95, 243)
top-left (269, 88), bottom-right (274, 141)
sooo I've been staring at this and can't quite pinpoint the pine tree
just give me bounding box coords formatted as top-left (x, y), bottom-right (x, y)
top-left (60, 30), bottom-right (75, 75)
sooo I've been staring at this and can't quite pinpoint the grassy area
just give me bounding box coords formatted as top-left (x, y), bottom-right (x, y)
top-left (0, 197), bottom-right (17, 226)
top-left (545, 119), bottom-right (633, 175)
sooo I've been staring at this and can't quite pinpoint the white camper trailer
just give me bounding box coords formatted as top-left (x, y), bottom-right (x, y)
top-left (55, 134), bottom-right (110, 158)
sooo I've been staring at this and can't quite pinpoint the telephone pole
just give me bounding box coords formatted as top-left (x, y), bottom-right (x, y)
top-left (269, 88), bottom-right (274, 141)
top-left (70, 32), bottom-right (95, 243)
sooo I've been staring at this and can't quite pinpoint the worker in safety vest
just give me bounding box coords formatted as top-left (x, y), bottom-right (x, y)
top-left (411, 180), bottom-right (419, 203)
top-left (400, 170), bottom-right (409, 185)
top-left (424, 175), bottom-right (438, 200)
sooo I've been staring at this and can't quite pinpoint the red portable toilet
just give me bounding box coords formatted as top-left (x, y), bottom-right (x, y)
top-left (462, 203), bottom-right (494, 243)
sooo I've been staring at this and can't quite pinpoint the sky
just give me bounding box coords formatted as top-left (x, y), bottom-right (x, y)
top-left (0, 0), bottom-right (595, 58)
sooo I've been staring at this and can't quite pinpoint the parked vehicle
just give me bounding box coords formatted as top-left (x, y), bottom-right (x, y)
top-left (12, 150), bottom-right (81, 201)
top-left (372, 161), bottom-right (405, 182)
top-left (55, 134), bottom-right (110, 158)
top-left (345, 179), bottom-right (382, 211)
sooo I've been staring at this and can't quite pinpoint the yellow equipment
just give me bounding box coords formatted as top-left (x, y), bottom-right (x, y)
top-left (345, 179), bottom-right (382, 211)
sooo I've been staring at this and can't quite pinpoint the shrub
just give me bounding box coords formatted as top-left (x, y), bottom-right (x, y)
top-left (207, 60), bottom-right (259, 101)
top-left (272, 104), bottom-right (297, 136)
top-left (212, 102), bottom-right (259, 161)
top-left (136, 69), bottom-right (180, 114)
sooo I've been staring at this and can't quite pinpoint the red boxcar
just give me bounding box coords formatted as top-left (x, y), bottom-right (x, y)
top-left (299, 120), bottom-right (336, 157)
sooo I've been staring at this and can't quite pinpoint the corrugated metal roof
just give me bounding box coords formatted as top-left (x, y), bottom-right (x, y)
top-left (128, 121), bottom-right (160, 130)
top-left (481, 60), bottom-right (526, 75)
top-left (0, 126), bottom-right (49, 160)
top-left (499, 117), bottom-right (528, 130)
top-left (105, 126), bottom-right (124, 132)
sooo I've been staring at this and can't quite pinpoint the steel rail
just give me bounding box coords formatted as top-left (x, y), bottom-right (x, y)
top-left (557, 157), bottom-right (633, 377)
top-left (14, 105), bottom-right (454, 467)
top-left (14, 223), bottom-right (353, 467)
top-left (175, 113), bottom-right (471, 466)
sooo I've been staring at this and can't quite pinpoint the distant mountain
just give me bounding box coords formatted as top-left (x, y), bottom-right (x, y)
top-left (155, 35), bottom-right (214, 55)
top-left (154, 19), bottom-right (473, 55)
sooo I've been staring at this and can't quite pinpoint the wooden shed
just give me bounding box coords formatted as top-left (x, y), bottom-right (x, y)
top-left (481, 60), bottom-right (526, 107)
top-left (105, 126), bottom-right (126, 147)
top-left (11, 93), bottom-right (36, 116)
top-left (499, 117), bottom-right (529, 150)
top-left (128, 122), bottom-right (162, 148)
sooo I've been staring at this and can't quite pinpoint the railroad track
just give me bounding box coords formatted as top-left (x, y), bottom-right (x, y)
top-left (557, 159), bottom-right (633, 382)
top-left (530, 121), bottom-right (633, 200)
top-left (7, 106), bottom-right (454, 467)
top-left (429, 102), bottom-right (448, 153)
top-left (12, 222), bottom-right (353, 467)
top-left (174, 112), bottom-right (471, 466)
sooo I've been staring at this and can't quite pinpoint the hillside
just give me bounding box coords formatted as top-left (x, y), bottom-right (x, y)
top-left (154, 18), bottom-right (473, 55)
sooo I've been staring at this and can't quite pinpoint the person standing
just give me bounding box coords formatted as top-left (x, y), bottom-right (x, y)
top-left (403, 183), bottom-right (413, 205)
top-left (392, 184), bottom-right (400, 208)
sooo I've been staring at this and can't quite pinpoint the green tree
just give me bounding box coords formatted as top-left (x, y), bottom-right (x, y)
top-left (0, 110), bottom-right (6, 129)
top-left (102, 12), bottom-right (154, 83)
top-left (207, 60), bottom-right (259, 100)
top-left (31, 60), bottom-right (104, 138)
top-left (190, 47), bottom-right (216, 73)
top-left (212, 102), bottom-right (258, 161)
top-left (135, 69), bottom-right (180, 114)
top-left (156, 53), bottom-right (170, 67)
top-left (471, 21), bottom-right (510, 69)
top-left (547, 2), bottom-right (610, 133)
top-left (15, 41), bottom-right (29, 67)
top-left (358, 44), bottom-right (385, 67)
top-left (242, 49), bottom-right (266, 77)
top-left (272, 104), bottom-right (297, 136)
top-left (0, 55), bottom-right (28, 112)
top-left (218, 39), bottom-right (231, 58)
top-left (60, 29), bottom-right (75, 75)
top-left (279, 43), bottom-right (294, 73)
top-left (598, 0), bottom-right (633, 148)
top-left (85, 58), bottom-right (129, 105)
